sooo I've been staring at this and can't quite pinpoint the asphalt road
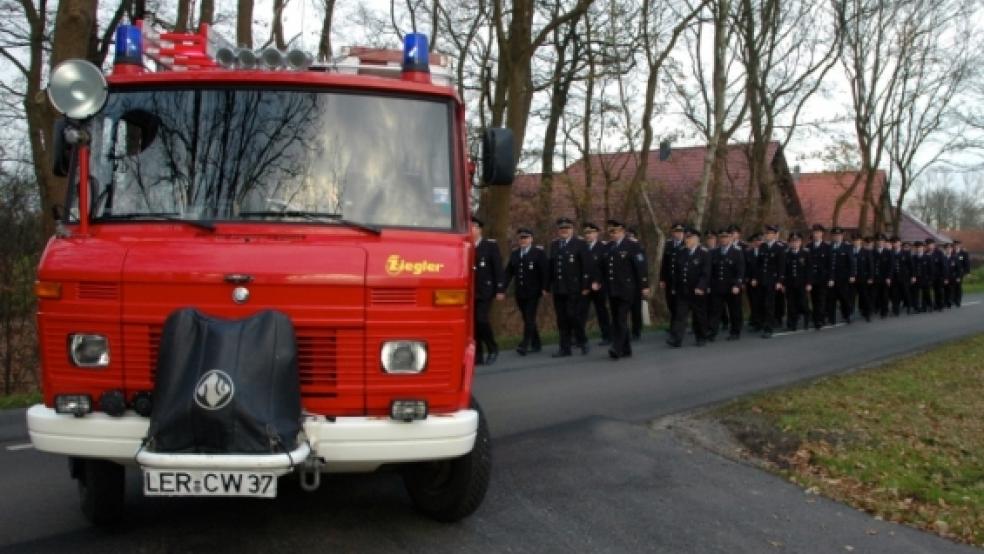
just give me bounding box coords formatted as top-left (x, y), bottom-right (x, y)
top-left (1, 297), bottom-right (982, 553)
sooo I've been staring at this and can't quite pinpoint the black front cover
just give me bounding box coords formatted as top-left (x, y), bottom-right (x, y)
top-left (145, 309), bottom-right (302, 454)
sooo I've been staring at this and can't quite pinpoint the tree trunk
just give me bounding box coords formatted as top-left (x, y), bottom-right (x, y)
top-left (272, 0), bottom-right (287, 50)
top-left (199, 0), bottom-right (215, 26)
top-left (316, 0), bottom-right (336, 61)
top-left (237, 0), bottom-right (254, 48)
top-left (694, 0), bottom-right (728, 229)
top-left (175, 0), bottom-right (191, 32)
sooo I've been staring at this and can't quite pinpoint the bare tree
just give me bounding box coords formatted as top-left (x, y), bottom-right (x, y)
top-left (236, 0), bottom-right (253, 47)
top-left (316, 0), bottom-right (336, 61)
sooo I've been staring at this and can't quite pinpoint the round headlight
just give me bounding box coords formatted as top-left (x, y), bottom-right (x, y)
top-left (380, 341), bottom-right (428, 374)
top-left (48, 60), bottom-right (108, 120)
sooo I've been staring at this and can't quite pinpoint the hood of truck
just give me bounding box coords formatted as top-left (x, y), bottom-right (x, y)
top-left (36, 226), bottom-right (472, 416)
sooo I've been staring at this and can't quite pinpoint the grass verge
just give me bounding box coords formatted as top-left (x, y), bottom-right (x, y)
top-left (715, 333), bottom-right (984, 546)
top-left (962, 265), bottom-right (984, 295)
top-left (0, 391), bottom-right (41, 410)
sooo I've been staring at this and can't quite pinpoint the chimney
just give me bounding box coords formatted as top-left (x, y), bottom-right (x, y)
top-left (658, 140), bottom-right (671, 161)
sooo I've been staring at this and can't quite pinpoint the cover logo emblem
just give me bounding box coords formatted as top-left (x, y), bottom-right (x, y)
top-left (385, 254), bottom-right (445, 276)
top-left (194, 369), bottom-right (235, 410)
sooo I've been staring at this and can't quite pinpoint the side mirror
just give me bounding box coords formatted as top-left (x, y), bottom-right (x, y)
top-left (51, 118), bottom-right (72, 177)
top-left (481, 127), bottom-right (515, 186)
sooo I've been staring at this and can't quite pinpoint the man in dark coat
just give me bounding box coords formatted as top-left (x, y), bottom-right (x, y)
top-left (913, 241), bottom-right (933, 312)
top-left (784, 233), bottom-right (810, 331)
top-left (627, 226), bottom-right (645, 340)
top-left (953, 240), bottom-right (970, 307)
top-left (826, 227), bottom-right (856, 324)
top-left (888, 236), bottom-right (913, 316)
top-left (853, 235), bottom-right (876, 321)
top-left (603, 220), bottom-right (650, 359)
top-left (659, 223), bottom-right (686, 321)
top-left (805, 224), bottom-right (831, 329)
top-left (548, 217), bottom-right (600, 357)
top-left (757, 225), bottom-right (786, 338)
top-left (504, 227), bottom-right (549, 355)
top-left (942, 243), bottom-right (958, 308)
top-left (745, 233), bottom-right (765, 331)
top-left (579, 222), bottom-right (613, 345)
top-left (872, 233), bottom-right (893, 318)
top-left (667, 228), bottom-right (712, 347)
top-left (926, 238), bottom-right (946, 311)
top-left (707, 229), bottom-right (745, 341)
top-left (471, 216), bottom-right (505, 365)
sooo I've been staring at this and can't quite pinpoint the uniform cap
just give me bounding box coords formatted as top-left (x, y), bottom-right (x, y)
top-left (671, 223), bottom-right (686, 232)
top-left (606, 218), bottom-right (625, 229)
top-left (924, 237), bottom-right (935, 244)
top-left (555, 217), bottom-right (574, 228)
top-left (811, 223), bottom-right (826, 232)
top-left (788, 232), bottom-right (803, 241)
top-left (889, 235), bottom-right (901, 242)
top-left (726, 224), bottom-right (741, 233)
top-left (913, 241), bottom-right (924, 247)
top-left (875, 233), bottom-right (887, 241)
top-left (704, 230), bottom-right (717, 238)
top-left (717, 228), bottom-right (731, 237)
top-left (862, 236), bottom-right (874, 243)
top-left (830, 226), bottom-right (844, 234)
top-left (749, 233), bottom-right (763, 241)
top-left (954, 240), bottom-right (962, 245)
top-left (471, 215), bottom-right (484, 228)
top-left (765, 224), bottom-right (779, 233)
top-left (902, 241), bottom-right (911, 247)
top-left (582, 222), bottom-right (600, 232)
top-left (516, 227), bottom-right (533, 237)
top-left (684, 227), bottom-right (700, 237)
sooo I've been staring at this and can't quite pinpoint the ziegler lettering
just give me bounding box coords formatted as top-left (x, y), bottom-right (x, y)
top-left (385, 255), bottom-right (445, 276)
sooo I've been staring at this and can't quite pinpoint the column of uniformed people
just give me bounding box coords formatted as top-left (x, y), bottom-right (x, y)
top-left (471, 216), bottom-right (972, 364)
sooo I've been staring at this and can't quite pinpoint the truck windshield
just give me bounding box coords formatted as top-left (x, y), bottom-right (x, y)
top-left (88, 89), bottom-right (456, 230)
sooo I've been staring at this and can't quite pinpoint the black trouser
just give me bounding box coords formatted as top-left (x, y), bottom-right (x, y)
top-left (760, 282), bottom-right (779, 332)
top-left (553, 293), bottom-right (587, 352)
top-left (785, 285), bottom-right (809, 330)
top-left (631, 289), bottom-right (643, 337)
top-left (609, 296), bottom-right (633, 356)
top-left (708, 290), bottom-right (743, 337)
top-left (579, 289), bottom-right (612, 341)
top-left (890, 280), bottom-right (911, 315)
top-left (516, 296), bottom-right (542, 350)
top-left (943, 280), bottom-right (954, 308)
top-left (919, 284), bottom-right (933, 312)
top-left (748, 284), bottom-right (764, 328)
top-left (932, 279), bottom-right (945, 310)
top-left (809, 283), bottom-right (827, 327)
top-left (953, 278), bottom-right (963, 307)
top-left (670, 292), bottom-right (707, 343)
top-left (774, 289), bottom-right (786, 327)
top-left (474, 298), bottom-right (496, 360)
top-left (664, 287), bottom-right (676, 322)
top-left (855, 281), bottom-right (873, 319)
top-left (827, 282), bottom-right (853, 323)
top-left (873, 281), bottom-right (890, 316)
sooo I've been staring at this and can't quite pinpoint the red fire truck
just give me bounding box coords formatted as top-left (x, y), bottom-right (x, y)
top-left (27, 20), bottom-right (514, 525)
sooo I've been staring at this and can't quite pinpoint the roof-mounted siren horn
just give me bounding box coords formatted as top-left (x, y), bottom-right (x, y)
top-left (287, 49), bottom-right (313, 70)
top-left (402, 32), bottom-right (431, 84)
top-left (237, 48), bottom-right (259, 69)
top-left (216, 47), bottom-right (238, 68)
top-left (260, 48), bottom-right (285, 69)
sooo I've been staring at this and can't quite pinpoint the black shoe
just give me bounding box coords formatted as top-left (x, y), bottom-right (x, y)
top-left (551, 350), bottom-right (572, 358)
top-left (623, 350), bottom-right (632, 357)
top-left (696, 339), bottom-right (706, 347)
top-left (726, 334), bottom-right (740, 341)
top-left (608, 349), bottom-right (620, 360)
top-left (579, 343), bottom-right (590, 355)
top-left (666, 339), bottom-right (682, 348)
top-left (761, 330), bottom-right (773, 339)
top-left (486, 350), bottom-right (498, 365)
top-left (598, 339), bottom-right (612, 346)
top-left (706, 335), bottom-right (717, 343)
top-left (516, 346), bottom-right (527, 356)
top-left (786, 326), bottom-right (797, 332)
top-left (530, 346), bottom-right (542, 353)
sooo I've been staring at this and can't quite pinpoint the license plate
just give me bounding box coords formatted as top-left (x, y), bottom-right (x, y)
top-left (143, 469), bottom-right (277, 498)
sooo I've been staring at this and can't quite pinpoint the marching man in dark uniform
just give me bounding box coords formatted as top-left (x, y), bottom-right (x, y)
top-left (942, 243), bottom-right (957, 308)
top-left (757, 225), bottom-right (786, 338)
top-left (853, 235), bottom-right (875, 322)
top-left (926, 238), bottom-right (945, 311)
top-left (827, 227), bottom-right (856, 324)
top-left (471, 216), bottom-right (505, 365)
top-left (504, 227), bottom-right (549, 356)
top-left (580, 222), bottom-right (613, 345)
top-left (953, 240), bottom-right (970, 307)
top-left (548, 217), bottom-right (600, 357)
top-left (667, 228), bottom-right (712, 347)
top-left (873, 234), bottom-right (893, 318)
top-left (627, 227), bottom-right (645, 340)
top-left (746, 233), bottom-right (765, 331)
top-left (707, 228), bottom-right (745, 341)
top-left (913, 241), bottom-right (933, 312)
top-left (889, 236), bottom-right (913, 316)
top-left (603, 219), bottom-right (650, 359)
top-left (659, 223), bottom-right (686, 321)
top-left (784, 233), bottom-right (810, 331)
top-left (805, 224), bottom-right (831, 329)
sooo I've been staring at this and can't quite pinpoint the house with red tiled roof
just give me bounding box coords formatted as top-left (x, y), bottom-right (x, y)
top-left (794, 171), bottom-right (889, 234)
top-left (509, 142), bottom-right (805, 237)
top-left (942, 229), bottom-right (984, 256)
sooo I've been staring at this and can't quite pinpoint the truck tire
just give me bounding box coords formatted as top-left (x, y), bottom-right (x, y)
top-left (402, 400), bottom-right (492, 522)
top-left (77, 459), bottom-right (125, 526)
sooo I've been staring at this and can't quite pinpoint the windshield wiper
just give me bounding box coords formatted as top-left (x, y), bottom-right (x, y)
top-left (101, 213), bottom-right (216, 232)
top-left (238, 211), bottom-right (381, 234)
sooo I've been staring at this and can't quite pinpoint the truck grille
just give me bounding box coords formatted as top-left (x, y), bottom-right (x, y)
top-left (370, 288), bottom-right (417, 305)
top-left (77, 282), bottom-right (120, 300)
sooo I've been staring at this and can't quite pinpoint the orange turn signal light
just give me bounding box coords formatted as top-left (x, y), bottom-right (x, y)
top-left (433, 289), bottom-right (467, 306)
top-left (34, 281), bottom-right (62, 299)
